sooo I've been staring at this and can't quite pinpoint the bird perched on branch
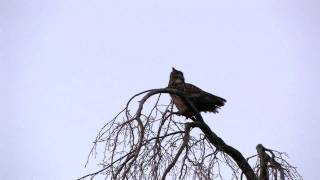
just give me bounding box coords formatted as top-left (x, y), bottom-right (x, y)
top-left (168, 67), bottom-right (226, 117)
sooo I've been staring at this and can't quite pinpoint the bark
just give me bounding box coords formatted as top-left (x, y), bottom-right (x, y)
top-left (257, 144), bottom-right (269, 180)
top-left (256, 144), bottom-right (285, 180)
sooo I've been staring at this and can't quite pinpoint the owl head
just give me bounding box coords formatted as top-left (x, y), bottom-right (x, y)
top-left (168, 67), bottom-right (185, 87)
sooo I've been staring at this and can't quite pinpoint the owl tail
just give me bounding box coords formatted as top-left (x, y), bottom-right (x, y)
top-left (208, 94), bottom-right (226, 113)
top-left (212, 95), bottom-right (226, 107)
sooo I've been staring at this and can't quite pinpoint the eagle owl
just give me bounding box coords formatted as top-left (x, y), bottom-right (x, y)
top-left (168, 67), bottom-right (226, 116)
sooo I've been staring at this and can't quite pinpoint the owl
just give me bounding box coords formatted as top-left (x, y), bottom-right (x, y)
top-left (168, 67), bottom-right (226, 117)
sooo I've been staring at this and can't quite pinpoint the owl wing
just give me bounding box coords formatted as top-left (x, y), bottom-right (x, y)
top-left (185, 83), bottom-right (226, 113)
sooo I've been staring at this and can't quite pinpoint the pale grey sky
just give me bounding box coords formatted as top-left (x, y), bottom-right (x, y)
top-left (1, 0), bottom-right (320, 179)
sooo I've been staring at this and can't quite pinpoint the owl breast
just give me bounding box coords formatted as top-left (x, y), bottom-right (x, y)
top-left (171, 95), bottom-right (192, 116)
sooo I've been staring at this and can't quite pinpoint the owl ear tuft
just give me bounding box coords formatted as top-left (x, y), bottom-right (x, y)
top-left (172, 67), bottom-right (177, 71)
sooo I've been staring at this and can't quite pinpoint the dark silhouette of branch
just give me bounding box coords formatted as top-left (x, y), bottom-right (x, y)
top-left (161, 122), bottom-right (198, 180)
top-left (78, 88), bottom-right (302, 180)
top-left (256, 144), bottom-right (302, 180)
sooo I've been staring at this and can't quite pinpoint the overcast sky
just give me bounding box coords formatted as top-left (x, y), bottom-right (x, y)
top-left (1, 0), bottom-right (320, 179)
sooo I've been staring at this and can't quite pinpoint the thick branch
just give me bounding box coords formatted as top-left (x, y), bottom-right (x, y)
top-left (256, 144), bottom-right (285, 180)
top-left (257, 144), bottom-right (269, 180)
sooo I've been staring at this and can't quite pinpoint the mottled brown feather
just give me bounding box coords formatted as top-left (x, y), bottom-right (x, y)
top-left (168, 68), bottom-right (226, 116)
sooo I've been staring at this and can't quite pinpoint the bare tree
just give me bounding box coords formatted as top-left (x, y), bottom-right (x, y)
top-left (78, 88), bottom-right (302, 180)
